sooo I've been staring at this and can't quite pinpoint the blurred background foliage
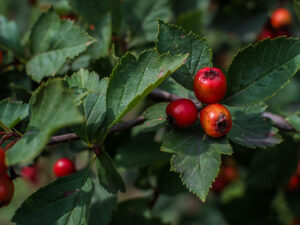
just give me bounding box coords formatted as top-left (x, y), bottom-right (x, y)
top-left (1, 0), bottom-right (300, 224)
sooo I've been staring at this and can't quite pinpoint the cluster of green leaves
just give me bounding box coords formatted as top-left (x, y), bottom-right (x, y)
top-left (1, 0), bottom-right (300, 224)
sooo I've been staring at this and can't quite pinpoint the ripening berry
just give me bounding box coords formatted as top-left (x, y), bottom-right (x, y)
top-left (166, 99), bottom-right (198, 128)
top-left (194, 67), bottom-right (227, 104)
top-left (200, 104), bottom-right (232, 138)
top-left (222, 166), bottom-right (239, 183)
top-left (287, 175), bottom-right (299, 191)
top-left (0, 149), bottom-right (7, 176)
top-left (0, 173), bottom-right (14, 208)
top-left (211, 176), bottom-right (226, 193)
top-left (271, 8), bottom-right (292, 29)
top-left (53, 158), bottom-right (76, 178)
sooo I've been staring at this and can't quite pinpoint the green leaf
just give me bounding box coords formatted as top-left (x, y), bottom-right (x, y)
top-left (122, 0), bottom-right (172, 47)
top-left (159, 77), bottom-right (196, 99)
top-left (0, 15), bottom-right (23, 58)
top-left (0, 99), bottom-right (28, 129)
top-left (139, 102), bottom-right (169, 132)
top-left (87, 13), bottom-right (112, 59)
top-left (26, 9), bottom-right (95, 82)
top-left (12, 169), bottom-right (93, 225)
top-left (286, 110), bottom-right (300, 133)
top-left (115, 132), bottom-right (170, 168)
top-left (224, 37), bottom-right (300, 106)
top-left (65, 70), bottom-right (108, 143)
top-left (106, 49), bottom-right (188, 128)
top-left (227, 104), bottom-right (282, 148)
top-left (6, 80), bottom-right (83, 165)
top-left (161, 125), bottom-right (232, 201)
top-left (295, 0), bottom-right (300, 22)
top-left (156, 20), bottom-right (212, 90)
top-left (96, 149), bottom-right (126, 194)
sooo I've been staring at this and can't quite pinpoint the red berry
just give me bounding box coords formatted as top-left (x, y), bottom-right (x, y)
top-left (257, 27), bottom-right (274, 41)
top-left (0, 173), bottom-right (14, 208)
top-left (166, 99), bottom-right (198, 128)
top-left (211, 176), bottom-right (226, 193)
top-left (200, 103), bottom-right (232, 138)
top-left (287, 175), bottom-right (299, 191)
top-left (271, 8), bottom-right (292, 29)
top-left (194, 67), bottom-right (227, 104)
top-left (21, 165), bottom-right (39, 185)
top-left (0, 149), bottom-right (7, 176)
top-left (274, 29), bottom-right (291, 38)
top-left (222, 166), bottom-right (239, 183)
top-left (53, 158), bottom-right (76, 178)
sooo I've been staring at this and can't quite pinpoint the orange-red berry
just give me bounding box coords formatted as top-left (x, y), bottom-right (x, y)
top-left (271, 8), bottom-right (292, 29)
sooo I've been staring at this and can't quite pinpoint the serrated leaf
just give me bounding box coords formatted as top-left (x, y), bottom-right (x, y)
top-left (227, 104), bottom-right (282, 148)
top-left (106, 49), bottom-right (188, 128)
top-left (139, 102), bottom-right (169, 132)
top-left (13, 169), bottom-right (93, 225)
top-left (6, 80), bottom-right (83, 165)
top-left (122, 0), bottom-right (172, 47)
top-left (224, 38), bottom-right (300, 106)
top-left (159, 77), bottom-right (196, 99)
top-left (0, 15), bottom-right (23, 58)
top-left (96, 149), bottom-right (126, 194)
top-left (156, 20), bottom-right (212, 90)
top-left (26, 9), bottom-right (95, 82)
top-left (0, 99), bottom-right (28, 129)
top-left (295, 0), bottom-right (300, 22)
top-left (65, 70), bottom-right (108, 143)
top-left (161, 125), bottom-right (232, 201)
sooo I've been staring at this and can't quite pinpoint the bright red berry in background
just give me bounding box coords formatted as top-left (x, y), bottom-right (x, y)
top-left (21, 165), bottom-right (39, 185)
top-left (211, 176), bottom-right (226, 193)
top-left (194, 67), bottom-right (227, 104)
top-left (0, 149), bottom-right (7, 176)
top-left (271, 8), bottom-right (292, 29)
top-left (166, 99), bottom-right (198, 128)
top-left (0, 173), bottom-right (14, 208)
top-left (200, 103), bottom-right (232, 138)
top-left (53, 158), bottom-right (76, 178)
top-left (287, 175), bottom-right (299, 191)
top-left (257, 27), bottom-right (274, 41)
top-left (222, 166), bottom-right (239, 183)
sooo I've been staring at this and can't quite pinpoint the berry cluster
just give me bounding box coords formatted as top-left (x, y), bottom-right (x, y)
top-left (166, 67), bottom-right (232, 138)
top-left (287, 161), bottom-right (300, 192)
top-left (0, 148), bottom-right (14, 208)
top-left (257, 8), bottom-right (292, 41)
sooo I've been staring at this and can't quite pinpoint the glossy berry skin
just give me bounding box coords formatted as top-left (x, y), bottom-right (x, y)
top-left (0, 149), bottom-right (7, 176)
top-left (21, 165), bottom-right (39, 185)
top-left (287, 175), bottom-right (299, 191)
top-left (0, 173), bottom-right (14, 208)
top-left (222, 166), bottom-right (239, 183)
top-left (271, 8), bottom-right (292, 29)
top-left (200, 104), bottom-right (232, 138)
top-left (53, 158), bottom-right (76, 178)
top-left (211, 176), bottom-right (226, 193)
top-left (194, 67), bottom-right (227, 104)
top-left (166, 99), bottom-right (198, 128)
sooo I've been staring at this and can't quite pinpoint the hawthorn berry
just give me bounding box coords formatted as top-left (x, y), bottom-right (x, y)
top-left (274, 29), bottom-right (291, 38)
top-left (53, 158), bottom-right (76, 178)
top-left (211, 176), bottom-right (226, 193)
top-left (222, 166), bottom-right (239, 183)
top-left (0, 149), bottom-right (7, 176)
top-left (0, 173), bottom-right (14, 208)
top-left (200, 103), bottom-right (232, 138)
top-left (166, 99), bottom-right (198, 128)
top-left (257, 27), bottom-right (274, 41)
top-left (194, 67), bottom-right (227, 104)
top-left (271, 8), bottom-right (292, 29)
top-left (287, 175), bottom-right (299, 191)
top-left (21, 165), bottom-right (39, 185)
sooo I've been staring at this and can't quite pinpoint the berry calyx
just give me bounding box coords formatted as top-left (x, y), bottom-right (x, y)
top-left (200, 103), bottom-right (232, 138)
top-left (0, 173), bottom-right (14, 208)
top-left (166, 99), bottom-right (198, 128)
top-left (194, 67), bottom-right (227, 104)
top-left (271, 8), bottom-right (292, 29)
top-left (0, 149), bottom-right (7, 176)
top-left (287, 175), bottom-right (299, 191)
top-left (53, 158), bottom-right (76, 178)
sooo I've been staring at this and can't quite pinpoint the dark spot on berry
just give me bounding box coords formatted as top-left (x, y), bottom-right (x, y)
top-left (203, 68), bottom-right (219, 80)
top-left (216, 113), bottom-right (228, 133)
